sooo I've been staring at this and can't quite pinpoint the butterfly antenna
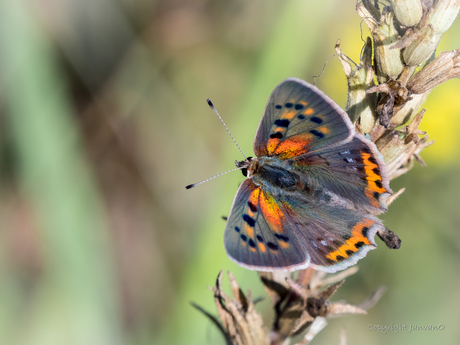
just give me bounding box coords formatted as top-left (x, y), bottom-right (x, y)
top-left (185, 166), bottom-right (243, 190)
top-left (207, 99), bottom-right (247, 160)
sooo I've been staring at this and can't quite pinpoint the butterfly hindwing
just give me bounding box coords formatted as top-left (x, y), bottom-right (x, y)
top-left (260, 188), bottom-right (383, 272)
top-left (291, 134), bottom-right (392, 214)
top-left (224, 179), bottom-right (310, 271)
top-left (254, 78), bottom-right (354, 159)
top-left (267, 191), bottom-right (383, 272)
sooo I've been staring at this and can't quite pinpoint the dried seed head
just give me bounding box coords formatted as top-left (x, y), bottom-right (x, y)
top-left (373, 11), bottom-right (405, 80)
top-left (428, 0), bottom-right (460, 34)
top-left (390, 92), bottom-right (430, 125)
top-left (403, 25), bottom-right (441, 66)
top-left (391, 0), bottom-right (424, 26)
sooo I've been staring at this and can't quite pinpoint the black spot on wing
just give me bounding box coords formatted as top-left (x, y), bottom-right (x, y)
top-left (368, 156), bottom-right (378, 165)
top-left (285, 103), bottom-right (293, 108)
top-left (310, 130), bottom-right (324, 138)
top-left (234, 226), bottom-right (240, 233)
top-left (275, 104), bottom-right (282, 109)
top-left (310, 116), bottom-right (323, 124)
top-left (298, 114), bottom-right (305, 119)
top-left (267, 242), bottom-right (279, 250)
top-left (274, 119), bottom-right (290, 127)
top-left (295, 104), bottom-right (304, 110)
top-left (243, 214), bottom-right (255, 227)
top-left (256, 235), bottom-right (264, 242)
top-left (274, 234), bottom-right (289, 242)
top-left (247, 202), bottom-right (257, 212)
top-left (362, 227), bottom-right (369, 237)
top-left (248, 239), bottom-right (256, 248)
top-left (270, 132), bottom-right (283, 139)
top-left (355, 241), bottom-right (365, 249)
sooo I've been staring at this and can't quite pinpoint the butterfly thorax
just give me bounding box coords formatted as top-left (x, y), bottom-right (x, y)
top-left (237, 156), bottom-right (303, 192)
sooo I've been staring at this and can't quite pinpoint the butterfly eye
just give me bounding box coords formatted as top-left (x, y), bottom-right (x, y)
top-left (241, 168), bottom-right (248, 177)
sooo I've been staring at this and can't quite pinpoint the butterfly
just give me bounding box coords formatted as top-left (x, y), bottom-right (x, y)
top-left (222, 78), bottom-right (393, 272)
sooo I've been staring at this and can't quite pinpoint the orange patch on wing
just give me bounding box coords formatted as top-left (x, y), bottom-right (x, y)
top-left (247, 206), bottom-right (255, 218)
top-left (274, 137), bottom-right (312, 159)
top-left (246, 189), bottom-right (259, 218)
top-left (318, 126), bottom-right (329, 134)
top-left (279, 242), bottom-right (290, 249)
top-left (258, 243), bottom-right (266, 252)
top-left (245, 189), bottom-right (259, 239)
top-left (245, 225), bottom-right (254, 239)
top-left (266, 108), bottom-right (302, 155)
top-left (361, 152), bottom-right (388, 207)
top-left (259, 191), bottom-right (285, 234)
top-left (249, 188), bottom-right (260, 205)
top-left (299, 101), bottom-right (308, 106)
top-left (267, 137), bottom-right (282, 154)
top-left (250, 247), bottom-right (257, 253)
top-left (326, 219), bottom-right (375, 262)
top-left (361, 152), bottom-right (383, 182)
top-left (281, 110), bottom-right (297, 121)
top-left (304, 108), bottom-right (314, 115)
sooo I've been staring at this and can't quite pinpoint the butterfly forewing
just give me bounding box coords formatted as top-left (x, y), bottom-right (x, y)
top-left (254, 78), bottom-right (354, 159)
top-left (224, 179), bottom-right (310, 271)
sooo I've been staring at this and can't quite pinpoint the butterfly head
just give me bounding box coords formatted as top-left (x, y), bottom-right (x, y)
top-left (235, 156), bottom-right (259, 177)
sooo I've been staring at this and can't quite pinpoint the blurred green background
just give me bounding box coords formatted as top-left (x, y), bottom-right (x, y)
top-left (0, 0), bottom-right (459, 344)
